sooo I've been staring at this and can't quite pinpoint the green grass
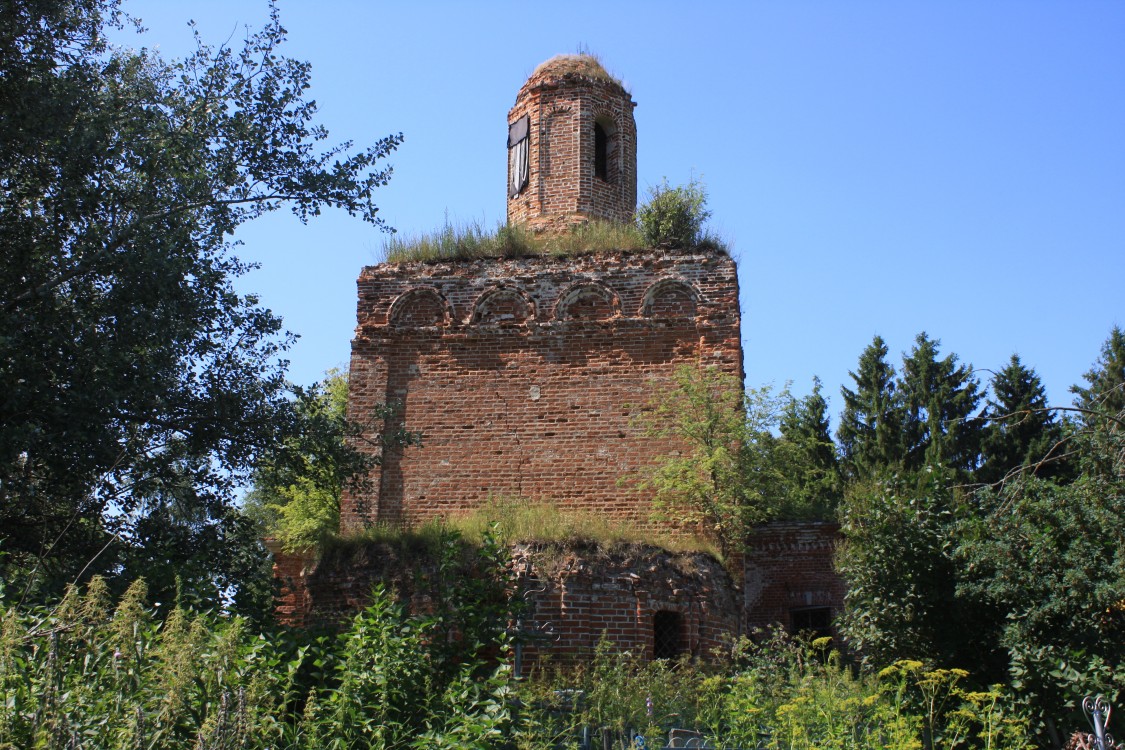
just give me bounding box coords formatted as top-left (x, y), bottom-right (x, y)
top-left (319, 519), bottom-right (461, 565)
top-left (451, 497), bottom-right (720, 557)
top-left (380, 219), bottom-right (642, 264)
top-left (380, 219), bottom-right (727, 264)
top-left (324, 499), bottom-right (720, 563)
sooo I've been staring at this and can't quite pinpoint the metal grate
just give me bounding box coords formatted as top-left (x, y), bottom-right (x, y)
top-left (653, 610), bottom-right (683, 660)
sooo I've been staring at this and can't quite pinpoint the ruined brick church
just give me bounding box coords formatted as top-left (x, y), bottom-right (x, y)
top-left (273, 55), bottom-right (843, 663)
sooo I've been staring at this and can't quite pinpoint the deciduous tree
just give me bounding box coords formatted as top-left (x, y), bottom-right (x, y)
top-left (835, 470), bottom-right (965, 668)
top-left (245, 369), bottom-right (419, 551)
top-left (637, 366), bottom-right (786, 558)
top-left (957, 466), bottom-right (1125, 746)
top-left (0, 0), bottom-right (402, 604)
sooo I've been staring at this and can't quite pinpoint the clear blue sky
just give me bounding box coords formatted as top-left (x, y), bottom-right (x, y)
top-left (118, 1), bottom-right (1124, 421)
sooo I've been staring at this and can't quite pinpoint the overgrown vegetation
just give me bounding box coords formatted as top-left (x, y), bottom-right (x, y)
top-left (245, 369), bottom-right (419, 552)
top-left (0, 0), bottom-right (400, 616)
top-left (636, 331), bottom-right (1123, 748)
top-left (637, 177), bottom-right (716, 249)
top-left (1, 565), bottom-right (1036, 750)
top-left (521, 633), bottom-right (1031, 750)
top-left (381, 176), bottom-right (723, 264)
top-left (382, 219), bottom-right (647, 264)
top-left (451, 497), bottom-right (720, 557)
top-left (4, 4), bottom-right (1122, 747)
top-left (634, 366), bottom-right (841, 558)
top-left (0, 529), bottom-right (515, 750)
top-left (833, 328), bottom-right (1125, 747)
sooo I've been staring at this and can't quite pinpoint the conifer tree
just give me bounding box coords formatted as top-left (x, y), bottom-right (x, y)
top-left (898, 333), bottom-right (983, 476)
top-left (776, 377), bottom-right (842, 519)
top-left (978, 355), bottom-right (1062, 484)
top-left (837, 335), bottom-right (902, 479)
top-left (1071, 325), bottom-right (1125, 423)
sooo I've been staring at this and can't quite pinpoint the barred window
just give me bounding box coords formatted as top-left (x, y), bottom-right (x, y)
top-left (790, 607), bottom-right (833, 641)
top-left (653, 611), bottom-right (683, 660)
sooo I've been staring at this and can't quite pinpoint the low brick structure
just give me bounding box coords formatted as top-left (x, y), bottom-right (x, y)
top-left (270, 538), bottom-right (742, 673)
top-left (265, 540), bottom-right (314, 626)
top-left (743, 523), bottom-right (845, 639)
top-left (512, 542), bottom-right (742, 666)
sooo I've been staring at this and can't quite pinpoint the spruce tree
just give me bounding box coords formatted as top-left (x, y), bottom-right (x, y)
top-left (978, 355), bottom-right (1062, 484)
top-left (777, 377), bottom-right (842, 519)
top-left (899, 332), bottom-right (984, 476)
top-left (1071, 325), bottom-right (1125, 423)
top-left (837, 335), bottom-right (902, 480)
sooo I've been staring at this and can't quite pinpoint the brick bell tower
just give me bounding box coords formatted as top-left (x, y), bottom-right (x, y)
top-left (506, 55), bottom-right (638, 230)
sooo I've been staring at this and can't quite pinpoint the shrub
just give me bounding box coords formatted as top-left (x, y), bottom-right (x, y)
top-left (637, 177), bottom-right (713, 248)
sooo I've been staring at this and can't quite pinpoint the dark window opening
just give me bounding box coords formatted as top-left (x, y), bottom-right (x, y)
top-left (790, 607), bottom-right (833, 642)
top-left (653, 610), bottom-right (683, 660)
top-left (594, 121), bottom-right (608, 181)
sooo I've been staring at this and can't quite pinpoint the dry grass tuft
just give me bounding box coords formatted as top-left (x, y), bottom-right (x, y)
top-left (532, 53), bottom-right (622, 86)
top-left (380, 219), bottom-right (648, 264)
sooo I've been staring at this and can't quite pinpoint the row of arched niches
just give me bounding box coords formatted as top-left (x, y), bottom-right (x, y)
top-left (385, 278), bottom-right (701, 328)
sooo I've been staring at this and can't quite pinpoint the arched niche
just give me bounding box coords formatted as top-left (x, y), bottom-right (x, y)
top-left (388, 287), bottom-right (450, 328)
top-left (640, 278), bottom-right (700, 319)
top-left (554, 281), bottom-right (620, 321)
top-left (471, 286), bottom-right (535, 325)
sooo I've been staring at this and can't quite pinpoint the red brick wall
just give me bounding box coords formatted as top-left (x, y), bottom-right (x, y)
top-left (507, 58), bottom-right (637, 229)
top-left (742, 522), bottom-right (846, 637)
top-left (266, 540), bottom-right (315, 627)
top-left (512, 543), bottom-right (741, 668)
top-left (271, 526), bottom-right (845, 662)
top-left (271, 539), bottom-right (742, 670)
top-left (341, 249), bottom-right (742, 530)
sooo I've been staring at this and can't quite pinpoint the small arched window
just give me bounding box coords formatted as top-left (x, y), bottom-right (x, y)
top-left (508, 115), bottom-right (530, 197)
top-left (594, 122), bottom-right (608, 181)
top-left (593, 115), bottom-right (617, 183)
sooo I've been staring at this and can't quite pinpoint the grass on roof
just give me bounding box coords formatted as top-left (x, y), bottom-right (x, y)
top-left (533, 53), bottom-right (623, 87)
top-left (380, 219), bottom-right (726, 265)
top-left (324, 498), bottom-right (721, 564)
top-left (380, 219), bottom-right (643, 264)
